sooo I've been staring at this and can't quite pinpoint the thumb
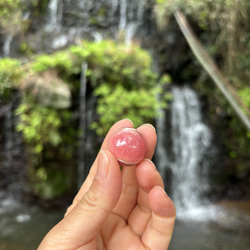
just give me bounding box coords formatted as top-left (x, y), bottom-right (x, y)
top-left (38, 150), bottom-right (122, 249)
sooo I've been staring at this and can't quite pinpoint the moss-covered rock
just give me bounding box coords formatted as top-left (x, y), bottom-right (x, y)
top-left (21, 71), bottom-right (71, 109)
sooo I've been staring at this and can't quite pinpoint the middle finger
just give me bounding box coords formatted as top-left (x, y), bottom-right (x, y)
top-left (112, 123), bottom-right (157, 220)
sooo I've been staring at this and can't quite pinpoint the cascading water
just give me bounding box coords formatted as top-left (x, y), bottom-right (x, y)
top-left (41, 0), bottom-right (147, 51)
top-left (46, 0), bottom-right (63, 32)
top-left (119, 0), bottom-right (127, 30)
top-left (3, 34), bottom-right (13, 57)
top-left (117, 0), bottom-right (146, 43)
top-left (157, 86), bottom-right (212, 212)
top-left (0, 0), bottom-right (151, 57)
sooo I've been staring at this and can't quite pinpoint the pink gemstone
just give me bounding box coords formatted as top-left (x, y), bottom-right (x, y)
top-left (108, 127), bottom-right (147, 166)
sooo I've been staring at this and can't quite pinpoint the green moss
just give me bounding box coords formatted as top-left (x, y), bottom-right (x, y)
top-left (0, 0), bottom-right (20, 19)
top-left (238, 87), bottom-right (250, 109)
top-left (30, 166), bottom-right (72, 199)
top-left (0, 0), bottom-right (24, 35)
top-left (15, 103), bottom-right (62, 149)
top-left (31, 51), bottom-right (73, 73)
top-left (15, 101), bottom-right (76, 199)
top-left (0, 58), bottom-right (24, 103)
top-left (19, 42), bottom-right (33, 56)
top-left (92, 84), bottom-right (163, 135)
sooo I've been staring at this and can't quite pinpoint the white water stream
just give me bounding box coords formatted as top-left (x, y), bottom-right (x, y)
top-left (46, 0), bottom-right (63, 32)
top-left (157, 86), bottom-right (212, 212)
top-left (3, 34), bottom-right (13, 57)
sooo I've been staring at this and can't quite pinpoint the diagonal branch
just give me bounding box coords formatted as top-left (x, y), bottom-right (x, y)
top-left (174, 10), bottom-right (250, 131)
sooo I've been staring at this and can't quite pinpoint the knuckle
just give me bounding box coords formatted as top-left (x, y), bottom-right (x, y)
top-left (79, 187), bottom-right (100, 212)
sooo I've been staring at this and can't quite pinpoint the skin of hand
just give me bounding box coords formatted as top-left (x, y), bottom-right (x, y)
top-left (38, 119), bottom-right (176, 250)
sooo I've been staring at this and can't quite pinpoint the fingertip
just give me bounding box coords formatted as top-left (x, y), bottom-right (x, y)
top-left (121, 118), bottom-right (134, 126)
top-left (137, 124), bottom-right (157, 159)
top-left (136, 159), bottom-right (164, 193)
top-left (142, 187), bottom-right (176, 250)
top-left (149, 186), bottom-right (176, 218)
top-left (139, 123), bottom-right (156, 132)
top-left (102, 119), bottom-right (134, 150)
top-left (113, 118), bottom-right (134, 129)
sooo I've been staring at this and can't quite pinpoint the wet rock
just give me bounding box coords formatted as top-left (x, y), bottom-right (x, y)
top-left (21, 71), bottom-right (71, 109)
top-left (214, 200), bottom-right (250, 230)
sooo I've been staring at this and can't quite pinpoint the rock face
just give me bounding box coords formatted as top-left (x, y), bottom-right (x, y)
top-left (1, 0), bottom-right (189, 79)
top-left (1, 0), bottom-right (153, 56)
top-left (21, 71), bottom-right (71, 109)
top-left (40, 0), bottom-right (148, 47)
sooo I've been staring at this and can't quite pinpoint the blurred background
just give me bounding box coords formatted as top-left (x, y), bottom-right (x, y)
top-left (0, 0), bottom-right (250, 249)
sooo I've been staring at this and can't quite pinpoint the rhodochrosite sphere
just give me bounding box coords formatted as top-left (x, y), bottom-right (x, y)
top-left (108, 127), bottom-right (147, 166)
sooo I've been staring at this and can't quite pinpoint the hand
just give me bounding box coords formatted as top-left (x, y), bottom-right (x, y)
top-left (38, 119), bottom-right (176, 250)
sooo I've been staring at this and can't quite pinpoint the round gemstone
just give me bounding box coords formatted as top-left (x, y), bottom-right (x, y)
top-left (108, 127), bottom-right (147, 166)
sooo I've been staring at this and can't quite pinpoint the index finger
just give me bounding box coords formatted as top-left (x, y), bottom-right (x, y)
top-left (68, 119), bottom-right (134, 210)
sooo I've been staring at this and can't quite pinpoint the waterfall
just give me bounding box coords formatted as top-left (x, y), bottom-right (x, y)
top-left (118, 0), bottom-right (145, 44)
top-left (111, 0), bottom-right (119, 17)
top-left (157, 86), bottom-right (212, 212)
top-left (45, 0), bottom-right (70, 50)
top-left (119, 0), bottom-right (127, 30)
top-left (46, 0), bottom-right (63, 32)
top-left (40, 0), bottom-right (149, 51)
top-left (92, 32), bottom-right (103, 43)
top-left (3, 34), bottom-right (13, 57)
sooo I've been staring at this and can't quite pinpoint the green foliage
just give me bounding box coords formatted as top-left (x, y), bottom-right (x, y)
top-left (238, 87), bottom-right (250, 109)
top-left (30, 166), bottom-right (71, 199)
top-left (70, 40), bottom-right (156, 89)
top-left (15, 100), bottom-right (75, 199)
top-left (195, 78), bottom-right (250, 178)
top-left (155, 0), bottom-right (250, 87)
top-left (155, 0), bottom-right (235, 15)
top-left (0, 58), bottom-right (24, 102)
top-left (29, 0), bottom-right (50, 15)
top-left (92, 84), bottom-right (163, 135)
top-left (19, 42), bottom-right (33, 56)
top-left (31, 51), bottom-right (73, 74)
top-left (156, 1), bottom-right (250, 180)
top-left (15, 103), bottom-right (63, 155)
top-left (155, 0), bottom-right (236, 29)
top-left (227, 118), bottom-right (250, 163)
top-left (72, 41), bottom-right (165, 135)
top-left (30, 40), bottom-right (169, 136)
top-left (0, 0), bottom-right (20, 19)
top-left (8, 40), bottom-right (171, 199)
top-left (0, 0), bottom-right (23, 34)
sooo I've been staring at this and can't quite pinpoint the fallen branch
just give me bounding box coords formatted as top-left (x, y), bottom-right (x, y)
top-left (174, 10), bottom-right (250, 131)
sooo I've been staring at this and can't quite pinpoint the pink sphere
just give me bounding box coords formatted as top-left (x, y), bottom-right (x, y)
top-left (108, 127), bottom-right (147, 166)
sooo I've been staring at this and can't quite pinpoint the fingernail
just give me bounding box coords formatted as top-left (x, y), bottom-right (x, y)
top-left (144, 123), bottom-right (156, 132)
top-left (97, 150), bottom-right (109, 180)
top-left (156, 186), bottom-right (168, 198)
top-left (122, 118), bottom-right (133, 126)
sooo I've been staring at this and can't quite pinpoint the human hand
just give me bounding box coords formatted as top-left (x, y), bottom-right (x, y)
top-left (38, 119), bottom-right (176, 250)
